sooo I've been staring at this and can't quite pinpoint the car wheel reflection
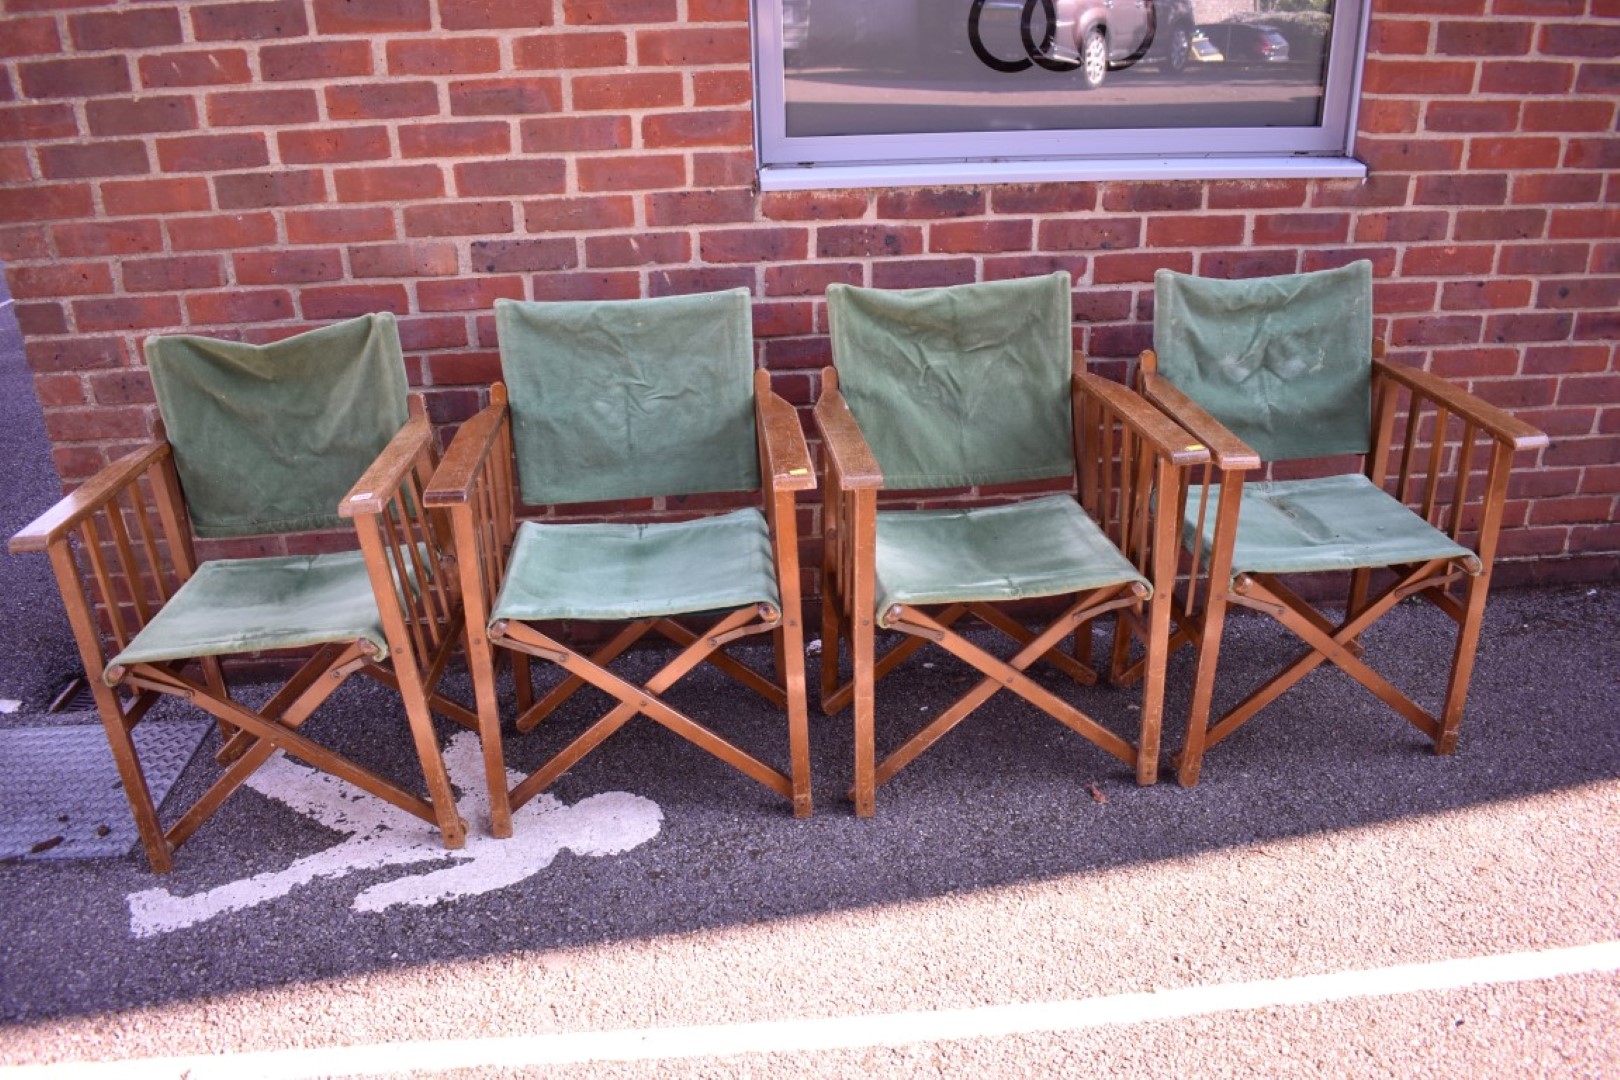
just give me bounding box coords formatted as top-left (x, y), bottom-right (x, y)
top-left (1079, 25), bottom-right (1108, 88)
top-left (1159, 23), bottom-right (1190, 72)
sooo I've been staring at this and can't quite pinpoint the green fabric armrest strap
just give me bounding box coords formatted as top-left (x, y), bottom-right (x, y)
top-left (827, 273), bottom-right (1076, 492)
top-left (1152, 260), bottom-right (1374, 463)
top-left (496, 290), bottom-right (761, 506)
top-left (145, 313), bottom-right (410, 538)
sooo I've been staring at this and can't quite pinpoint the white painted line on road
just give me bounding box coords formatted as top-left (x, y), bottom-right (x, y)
top-left (8, 940), bottom-right (1619, 1079)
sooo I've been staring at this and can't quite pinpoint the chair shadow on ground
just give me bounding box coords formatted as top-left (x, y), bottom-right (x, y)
top-left (1, 583), bottom-right (1616, 1023)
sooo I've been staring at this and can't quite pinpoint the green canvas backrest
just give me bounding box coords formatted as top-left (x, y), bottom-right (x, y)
top-left (827, 273), bottom-right (1075, 491)
top-left (145, 313), bottom-right (409, 539)
top-left (496, 290), bottom-right (760, 506)
top-left (1152, 260), bottom-right (1375, 463)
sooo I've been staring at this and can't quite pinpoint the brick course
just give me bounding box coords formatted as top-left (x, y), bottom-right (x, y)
top-left (1, 0), bottom-right (1616, 587)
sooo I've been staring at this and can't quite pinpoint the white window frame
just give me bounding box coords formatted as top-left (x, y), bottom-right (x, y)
top-left (752, 1), bottom-right (1371, 191)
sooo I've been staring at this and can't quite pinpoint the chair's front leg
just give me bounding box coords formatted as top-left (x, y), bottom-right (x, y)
top-left (1438, 437), bottom-right (1517, 754)
top-left (424, 394), bottom-right (516, 838)
top-left (89, 676), bottom-right (173, 873)
top-left (763, 482), bottom-right (813, 819)
top-left (15, 440), bottom-right (216, 872)
top-left (848, 488), bottom-right (878, 818)
top-left (453, 501), bottom-right (512, 840)
top-left (1131, 455), bottom-right (1186, 785)
top-left (1178, 469), bottom-right (1244, 788)
top-left (1439, 568), bottom-right (1492, 756)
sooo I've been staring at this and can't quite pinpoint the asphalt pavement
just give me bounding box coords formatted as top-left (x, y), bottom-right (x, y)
top-left (0, 277), bottom-right (78, 710)
top-left (0, 283), bottom-right (1615, 1075)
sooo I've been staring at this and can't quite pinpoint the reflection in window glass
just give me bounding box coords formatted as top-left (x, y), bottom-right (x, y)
top-left (785, 1), bottom-right (1332, 136)
top-left (758, 0), bottom-right (1365, 180)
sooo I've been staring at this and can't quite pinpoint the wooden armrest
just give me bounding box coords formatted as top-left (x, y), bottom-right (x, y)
top-left (1373, 358), bottom-right (1549, 452)
top-left (811, 368), bottom-right (883, 491)
top-left (9, 440), bottom-right (170, 554)
top-left (1073, 371), bottom-right (1210, 468)
top-left (423, 395), bottom-right (510, 508)
top-left (340, 415), bottom-right (433, 518)
top-left (754, 372), bottom-right (816, 493)
top-left (1138, 372), bottom-right (1262, 471)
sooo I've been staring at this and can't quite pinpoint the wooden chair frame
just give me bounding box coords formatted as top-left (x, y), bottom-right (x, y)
top-left (814, 360), bottom-right (1209, 816)
top-left (8, 397), bottom-right (471, 873)
top-left (425, 370), bottom-right (815, 839)
top-left (1139, 342), bottom-right (1549, 786)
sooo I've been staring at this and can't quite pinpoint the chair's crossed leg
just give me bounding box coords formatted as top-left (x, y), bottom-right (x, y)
top-left (823, 602), bottom-right (1104, 717)
top-left (106, 641), bottom-right (468, 870)
top-left (483, 604), bottom-right (811, 837)
top-left (848, 583), bottom-right (1149, 815)
top-left (1178, 556), bottom-right (1485, 786)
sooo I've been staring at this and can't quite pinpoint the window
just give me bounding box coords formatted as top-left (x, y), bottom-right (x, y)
top-left (753, 0), bottom-right (1370, 190)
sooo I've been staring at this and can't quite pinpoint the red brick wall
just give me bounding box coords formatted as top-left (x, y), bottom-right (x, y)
top-left (1, 0), bottom-right (1617, 584)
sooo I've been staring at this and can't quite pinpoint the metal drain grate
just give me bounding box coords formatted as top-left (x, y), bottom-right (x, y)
top-left (0, 721), bottom-right (211, 861)
top-left (48, 675), bottom-right (95, 714)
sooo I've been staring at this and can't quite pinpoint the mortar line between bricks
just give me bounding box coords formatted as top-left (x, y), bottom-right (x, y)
top-left (9, 940), bottom-right (1619, 1079)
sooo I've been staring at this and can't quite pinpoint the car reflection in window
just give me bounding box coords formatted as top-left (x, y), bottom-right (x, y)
top-left (965, 0), bottom-right (1196, 90)
top-left (1195, 22), bottom-right (1292, 65)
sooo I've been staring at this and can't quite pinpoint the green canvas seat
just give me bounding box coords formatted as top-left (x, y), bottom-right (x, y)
top-left (1184, 476), bottom-right (1476, 578)
top-left (427, 289), bottom-right (815, 837)
top-left (107, 551), bottom-right (390, 674)
top-left (491, 509), bottom-right (780, 624)
top-left (10, 312), bottom-right (472, 872)
top-left (874, 496), bottom-right (1148, 624)
top-left (816, 274), bottom-right (1208, 814)
top-left (1140, 262), bottom-right (1547, 786)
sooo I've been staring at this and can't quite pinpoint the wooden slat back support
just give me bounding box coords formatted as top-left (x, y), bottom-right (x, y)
top-left (68, 454), bottom-right (191, 655)
top-left (467, 412), bottom-right (515, 611)
top-left (1074, 383), bottom-right (1179, 579)
top-left (1450, 421), bottom-right (1479, 542)
top-left (383, 495), bottom-right (435, 662)
top-left (755, 389), bottom-right (778, 541)
top-left (359, 427), bottom-right (461, 665)
top-left (1373, 372), bottom-right (1488, 550)
top-left (1177, 463), bottom-right (1211, 620)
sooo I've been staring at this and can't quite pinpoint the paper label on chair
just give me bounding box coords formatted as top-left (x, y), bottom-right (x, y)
top-left (124, 732), bottom-right (662, 938)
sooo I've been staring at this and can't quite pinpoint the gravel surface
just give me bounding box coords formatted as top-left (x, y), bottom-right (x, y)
top-left (0, 281), bottom-right (77, 710)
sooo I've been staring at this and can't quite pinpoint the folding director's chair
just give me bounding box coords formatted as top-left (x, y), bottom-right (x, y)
top-left (425, 289), bottom-right (815, 837)
top-left (1139, 260), bottom-right (1549, 785)
top-left (10, 313), bottom-right (469, 872)
top-left (815, 273), bottom-right (1208, 815)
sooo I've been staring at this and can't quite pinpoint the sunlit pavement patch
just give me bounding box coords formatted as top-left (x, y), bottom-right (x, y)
top-left (126, 732), bottom-right (663, 938)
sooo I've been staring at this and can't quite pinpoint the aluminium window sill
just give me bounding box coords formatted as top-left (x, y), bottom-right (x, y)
top-left (758, 155), bottom-right (1368, 192)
